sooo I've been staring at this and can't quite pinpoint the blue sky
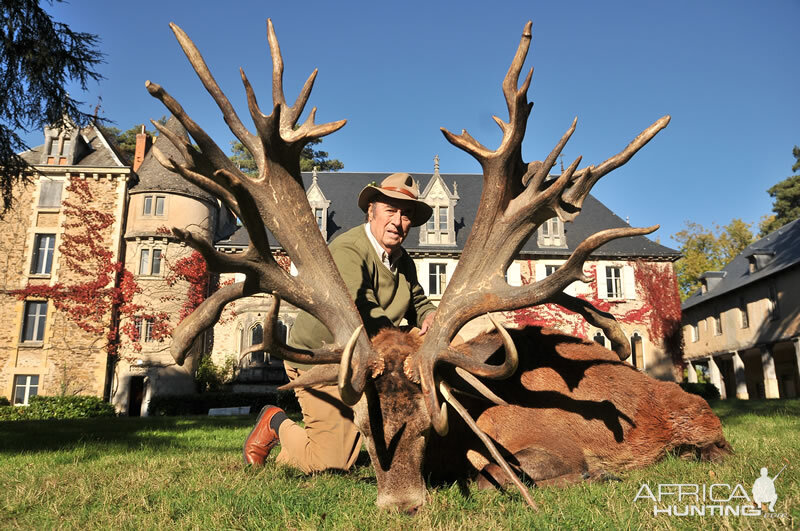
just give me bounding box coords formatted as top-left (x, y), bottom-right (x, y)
top-left (29, 0), bottom-right (799, 247)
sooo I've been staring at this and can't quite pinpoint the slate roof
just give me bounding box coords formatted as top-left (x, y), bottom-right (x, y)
top-left (682, 218), bottom-right (800, 310)
top-left (20, 123), bottom-right (127, 168)
top-left (216, 171), bottom-right (679, 260)
top-left (130, 116), bottom-right (216, 205)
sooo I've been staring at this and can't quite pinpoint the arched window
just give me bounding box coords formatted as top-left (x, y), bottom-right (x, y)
top-left (593, 331), bottom-right (605, 347)
top-left (250, 324), bottom-right (265, 364)
top-left (276, 320), bottom-right (288, 343)
top-left (236, 325), bottom-right (244, 355)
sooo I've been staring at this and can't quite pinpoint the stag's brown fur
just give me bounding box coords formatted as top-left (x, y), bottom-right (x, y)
top-left (426, 327), bottom-right (732, 488)
top-left (355, 330), bottom-right (431, 512)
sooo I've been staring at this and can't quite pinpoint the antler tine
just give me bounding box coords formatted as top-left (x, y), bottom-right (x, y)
top-left (168, 23), bottom-right (257, 152)
top-left (171, 227), bottom-right (254, 275)
top-left (439, 381), bottom-right (537, 509)
top-left (291, 69), bottom-right (318, 125)
top-left (238, 68), bottom-right (270, 175)
top-left (171, 281), bottom-right (252, 364)
top-left (548, 293), bottom-right (631, 360)
top-left (478, 225), bottom-right (660, 321)
top-left (562, 115), bottom-right (671, 213)
top-left (267, 19), bottom-right (288, 110)
top-left (523, 117), bottom-right (577, 190)
top-left (151, 147), bottom-right (240, 215)
top-left (439, 314), bottom-right (518, 380)
top-left (244, 295), bottom-right (345, 365)
top-left (145, 80), bottom-right (244, 179)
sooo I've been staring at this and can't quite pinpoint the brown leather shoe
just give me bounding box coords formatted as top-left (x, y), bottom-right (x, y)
top-left (243, 405), bottom-right (283, 466)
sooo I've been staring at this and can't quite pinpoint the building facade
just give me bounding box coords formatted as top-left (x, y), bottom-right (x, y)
top-left (1, 127), bottom-right (683, 412)
top-left (0, 123), bottom-right (131, 404)
top-left (682, 219), bottom-right (800, 399)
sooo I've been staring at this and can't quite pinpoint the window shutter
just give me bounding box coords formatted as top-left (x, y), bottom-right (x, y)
top-left (623, 265), bottom-right (636, 299)
top-left (506, 262), bottom-right (522, 287)
top-left (534, 262), bottom-right (546, 282)
top-left (597, 264), bottom-right (608, 299)
top-left (443, 260), bottom-right (456, 286)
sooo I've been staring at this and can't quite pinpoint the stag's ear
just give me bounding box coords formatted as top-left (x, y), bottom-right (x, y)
top-left (279, 364), bottom-right (339, 390)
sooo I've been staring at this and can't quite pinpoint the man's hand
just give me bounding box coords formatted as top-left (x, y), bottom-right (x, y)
top-left (419, 312), bottom-right (436, 335)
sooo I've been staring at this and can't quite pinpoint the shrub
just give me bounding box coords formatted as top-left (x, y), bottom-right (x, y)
top-left (0, 405), bottom-right (28, 421)
top-left (0, 395), bottom-right (116, 421)
top-left (195, 354), bottom-right (236, 392)
top-left (680, 382), bottom-right (721, 401)
top-left (148, 391), bottom-right (300, 416)
top-left (0, 396), bottom-right (10, 406)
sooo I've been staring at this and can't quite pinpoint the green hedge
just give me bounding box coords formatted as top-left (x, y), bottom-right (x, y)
top-left (0, 395), bottom-right (116, 421)
top-left (679, 382), bottom-right (721, 401)
top-left (147, 391), bottom-right (300, 417)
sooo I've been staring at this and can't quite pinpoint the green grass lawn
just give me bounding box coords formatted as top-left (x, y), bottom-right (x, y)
top-left (1, 399), bottom-right (797, 530)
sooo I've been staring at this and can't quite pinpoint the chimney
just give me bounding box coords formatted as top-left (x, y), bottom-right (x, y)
top-left (133, 125), bottom-right (152, 172)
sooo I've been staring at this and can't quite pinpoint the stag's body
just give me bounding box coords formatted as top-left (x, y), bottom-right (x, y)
top-left (425, 327), bottom-right (731, 488)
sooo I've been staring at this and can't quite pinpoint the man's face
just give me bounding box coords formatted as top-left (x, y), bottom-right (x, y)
top-left (368, 198), bottom-right (414, 254)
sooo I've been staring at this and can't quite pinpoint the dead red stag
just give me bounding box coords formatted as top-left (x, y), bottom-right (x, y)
top-left (146, 19), bottom-right (726, 511)
top-left (424, 326), bottom-right (732, 489)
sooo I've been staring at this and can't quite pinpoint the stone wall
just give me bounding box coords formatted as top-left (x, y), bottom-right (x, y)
top-left (0, 174), bottom-right (128, 402)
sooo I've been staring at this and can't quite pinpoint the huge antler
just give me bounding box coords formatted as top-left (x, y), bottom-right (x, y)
top-left (146, 20), bottom-right (372, 395)
top-left (409, 21), bottom-right (670, 435)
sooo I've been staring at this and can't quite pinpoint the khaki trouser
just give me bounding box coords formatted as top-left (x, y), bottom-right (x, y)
top-left (275, 363), bottom-right (362, 474)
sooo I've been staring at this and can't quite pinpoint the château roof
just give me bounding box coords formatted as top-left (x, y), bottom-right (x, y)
top-left (216, 171), bottom-right (679, 260)
top-left (682, 218), bottom-right (800, 310)
top-left (130, 116), bottom-right (216, 205)
top-left (20, 123), bottom-right (128, 169)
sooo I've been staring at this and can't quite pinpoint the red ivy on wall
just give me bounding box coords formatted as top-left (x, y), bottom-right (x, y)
top-left (12, 179), bottom-right (211, 357)
top-left (164, 250), bottom-right (210, 323)
top-left (507, 260), bottom-right (683, 364)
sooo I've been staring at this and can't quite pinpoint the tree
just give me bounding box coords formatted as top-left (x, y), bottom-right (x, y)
top-left (671, 219), bottom-right (754, 300)
top-left (230, 138), bottom-right (343, 176)
top-left (0, 0), bottom-right (103, 215)
top-left (759, 146), bottom-right (800, 236)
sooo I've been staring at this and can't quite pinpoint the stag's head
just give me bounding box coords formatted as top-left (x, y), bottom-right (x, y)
top-left (149, 19), bottom-right (669, 511)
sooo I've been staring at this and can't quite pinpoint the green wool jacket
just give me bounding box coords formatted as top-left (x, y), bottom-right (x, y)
top-left (287, 225), bottom-right (436, 363)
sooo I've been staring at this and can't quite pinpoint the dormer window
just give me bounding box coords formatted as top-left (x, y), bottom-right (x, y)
top-left (537, 217), bottom-right (567, 248)
top-left (699, 271), bottom-right (726, 293)
top-left (314, 208), bottom-right (324, 231)
top-left (42, 124), bottom-right (86, 166)
top-left (746, 250), bottom-right (775, 273)
top-left (425, 206), bottom-right (452, 244)
top-left (419, 156), bottom-right (458, 246)
top-left (306, 168), bottom-right (331, 238)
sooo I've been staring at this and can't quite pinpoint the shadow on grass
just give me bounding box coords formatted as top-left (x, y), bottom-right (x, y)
top-left (0, 415), bottom-right (256, 455)
top-left (711, 398), bottom-right (800, 422)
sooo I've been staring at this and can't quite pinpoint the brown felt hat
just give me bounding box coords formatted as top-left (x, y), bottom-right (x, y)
top-left (357, 173), bottom-right (433, 227)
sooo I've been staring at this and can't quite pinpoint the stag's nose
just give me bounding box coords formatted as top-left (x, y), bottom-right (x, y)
top-left (404, 504), bottom-right (421, 516)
